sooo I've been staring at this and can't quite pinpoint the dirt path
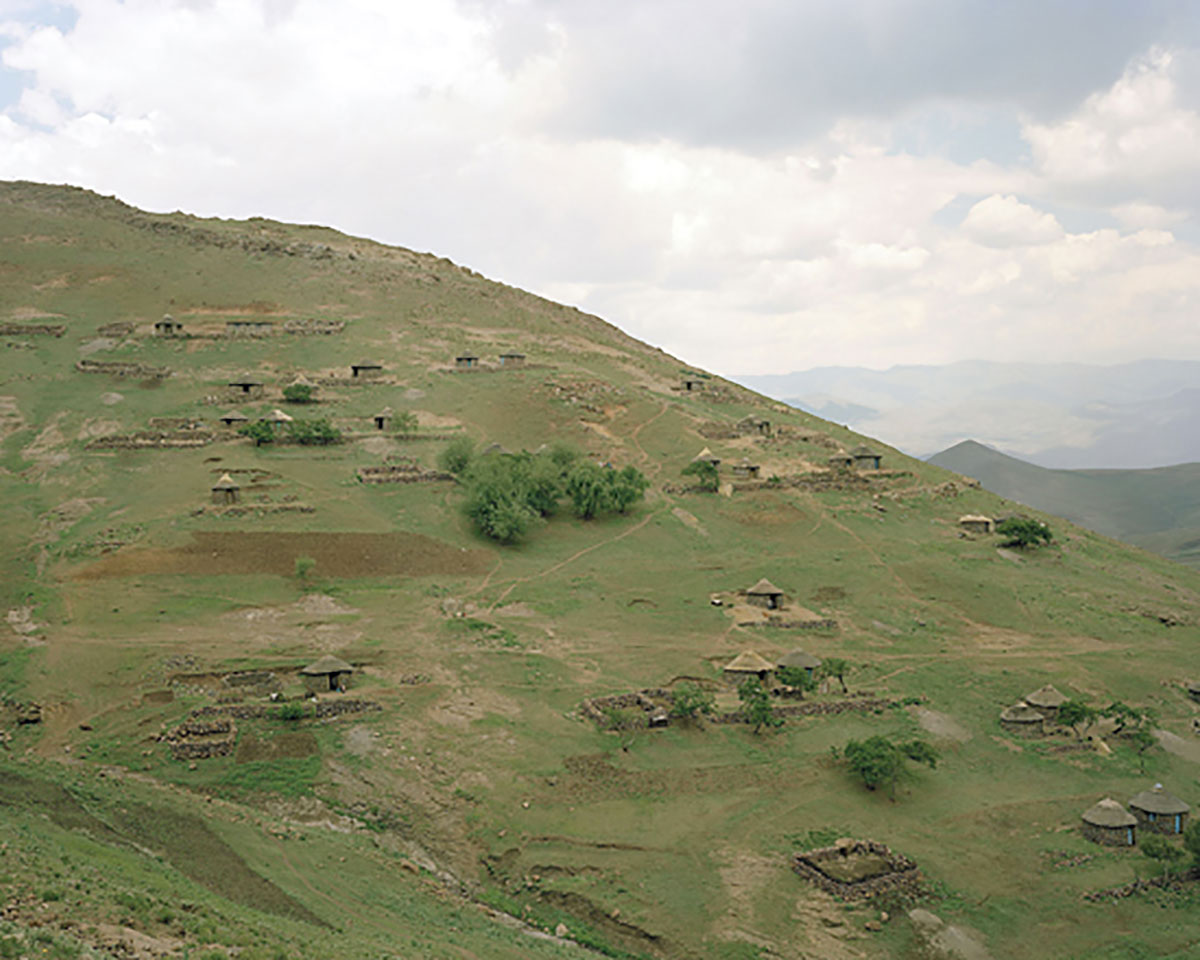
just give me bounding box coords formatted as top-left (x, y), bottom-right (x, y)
top-left (485, 507), bottom-right (665, 612)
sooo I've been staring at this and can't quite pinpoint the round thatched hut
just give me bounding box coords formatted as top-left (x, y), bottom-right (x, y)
top-left (850, 445), bottom-right (882, 470)
top-left (1187, 680), bottom-right (1200, 704)
top-left (777, 649), bottom-right (822, 678)
top-left (1128, 784), bottom-right (1190, 835)
top-left (746, 578), bottom-right (784, 610)
top-left (998, 702), bottom-right (1045, 737)
top-left (731, 458), bottom-right (761, 479)
top-left (218, 409), bottom-right (249, 427)
top-left (373, 407), bottom-right (393, 431)
top-left (211, 473), bottom-right (240, 506)
top-left (723, 651), bottom-right (775, 686)
top-left (958, 514), bottom-right (994, 535)
top-left (827, 453), bottom-right (854, 471)
top-left (1023, 684), bottom-right (1067, 721)
top-left (300, 655), bottom-right (354, 693)
top-left (1081, 798), bottom-right (1136, 846)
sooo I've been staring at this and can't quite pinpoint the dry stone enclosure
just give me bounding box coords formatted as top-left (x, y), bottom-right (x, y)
top-left (792, 839), bottom-right (922, 900)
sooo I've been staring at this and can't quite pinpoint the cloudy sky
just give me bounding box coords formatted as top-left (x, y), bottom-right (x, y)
top-left (2, 0), bottom-right (1200, 375)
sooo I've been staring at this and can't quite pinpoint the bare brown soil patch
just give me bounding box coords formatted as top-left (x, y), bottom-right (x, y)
top-left (73, 531), bottom-right (492, 579)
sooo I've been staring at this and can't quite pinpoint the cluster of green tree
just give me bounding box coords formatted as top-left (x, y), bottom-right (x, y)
top-left (438, 439), bottom-right (649, 543)
top-left (996, 517), bottom-right (1054, 548)
top-left (238, 418), bottom-right (343, 447)
top-left (836, 734), bottom-right (939, 799)
top-left (1057, 698), bottom-right (1158, 767)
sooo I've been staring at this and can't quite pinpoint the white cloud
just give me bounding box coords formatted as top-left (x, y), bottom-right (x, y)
top-left (1024, 50), bottom-right (1200, 209)
top-left (961, 194), bottom-right (1064, 247)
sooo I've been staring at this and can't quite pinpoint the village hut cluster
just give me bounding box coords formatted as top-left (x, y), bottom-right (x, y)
top-left (1081, 785), bottom-right (1191, 846)
top-left (722, 647), bottom-right (821, 689)
top-left (997, 684), bottom-right (1068, 737)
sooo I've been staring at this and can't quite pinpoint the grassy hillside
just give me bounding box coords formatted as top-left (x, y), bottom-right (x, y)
top-left (929, 440), bottom-right (1200, 568)
top-left (2, 181), bottom-right (1200, 960)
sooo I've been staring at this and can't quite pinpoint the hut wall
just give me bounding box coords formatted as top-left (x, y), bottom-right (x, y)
top-left (211, 489), bottom-right (239, 506)
top-left (961, 520), bottom-right (992, 534)
top-left (999, 718), bottom-right (1044, 738)
top-left (1082, 822), bottom-right (1135, 846)
top-left (747, 594), bottom-right (781, 610)
top-left (1131, 808), bottom-right (1189, 835)
top-left (374, 416), bottom-right (391, 430)
top-left (724, 669), bottom-right (773, 687)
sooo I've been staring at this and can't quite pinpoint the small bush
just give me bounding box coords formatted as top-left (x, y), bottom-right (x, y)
top-left (281, 383), bottom-right (314, 404)
top-left (287, 418), bottom-right (341, 445)
top-left (274, 702), bottom-right (308, 722)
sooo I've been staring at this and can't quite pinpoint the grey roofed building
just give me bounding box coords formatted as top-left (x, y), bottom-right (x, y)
top-left (850, 444), bottom-right (882, 469)
top-left (1128, 784), bottom-right (1190, 835)
top-left (777, 649), bottom-right (821, 671)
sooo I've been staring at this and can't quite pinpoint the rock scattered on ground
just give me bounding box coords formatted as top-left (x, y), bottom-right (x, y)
top-left (909, 908), bottom-right (992, 960)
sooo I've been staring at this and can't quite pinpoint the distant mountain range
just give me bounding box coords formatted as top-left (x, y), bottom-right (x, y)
top-left (734, 359), bottom-right (1200, 469)
top-left (928, 440), bottom-right (1200, 568)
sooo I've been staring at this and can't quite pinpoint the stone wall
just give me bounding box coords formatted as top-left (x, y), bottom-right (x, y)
top-left (357, 464), bottom-right (454, 484)
top-left (792, 840), bottom-right (923, 901)
top-left (76, 359), bottom-right (170, 379)
top-left (0, 322), bottom-right (65, 337)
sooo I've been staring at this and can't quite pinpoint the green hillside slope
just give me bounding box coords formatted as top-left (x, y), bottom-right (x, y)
top-left (929, 439), bottom-right (1200, 568)
top-left (2, 181), bottom-right (1200, 960)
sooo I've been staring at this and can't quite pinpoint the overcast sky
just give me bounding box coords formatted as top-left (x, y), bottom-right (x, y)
top-left (2, 1), bottom-right (1200, 374)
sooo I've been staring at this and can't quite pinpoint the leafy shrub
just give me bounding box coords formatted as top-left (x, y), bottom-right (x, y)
top-left (670, 683), bottom-right (715, 721)
top-left (287, 418), bottom-right (341, 445)
top-left (238, 421), bottom-right (275, 447)
top-left (996, 517), bottom-right (1053, 548)
top-left (438, 436), bottom-right (476, 476)
top-left (281, 383), bottom-right (314, 403)
top-left (682, 459), bottom-right (719, 492)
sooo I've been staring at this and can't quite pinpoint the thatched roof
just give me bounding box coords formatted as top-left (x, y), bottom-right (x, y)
top-left (850, 444), bottom-right (879, 457)
top-left (455, 352), bottom-right (479, 360)
top-left (288, 374), bottom-right (316, 387)
top-left (229, 375), bottom-right (263, 385)
top-left (777, 649), bottom-right (821, 670)
top-left (723, 651), bottom-right (776, 674)
top-left (353, 360), bottom-right (383, 368)
top-left (211, 473), bottom-right (239, 490)
top-left (736, 457), bottom-right (759, 469)
top-left (300, 655), bottom-right (354, 676)
top-left (1024, 684), bottom-right (1067, 708)
top-left (220, 410), bottom-right (249, 422)
top-left (265, 408), bottom-right (293, 423)
top-left (1129, 784), bottom-right (1190, 815)
top-left (1082, 798), bottom-right (1136, 828)
top-left (375, 406), bottom-right (394, 418)
top-left (999, 702), bottom-right (1045, 723)
top-left (480, 442), bottom-right (511, 456)
top-left (747, 578), bottom-right (783, 597)
top-left (692, 447), bottom-right (721, 464)
top-left (827, 453), bottom-right (853, 463)
top-left (958, 514), bottom-right (993, 524)
top-left (499, 351), bottom-right (525, 358)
